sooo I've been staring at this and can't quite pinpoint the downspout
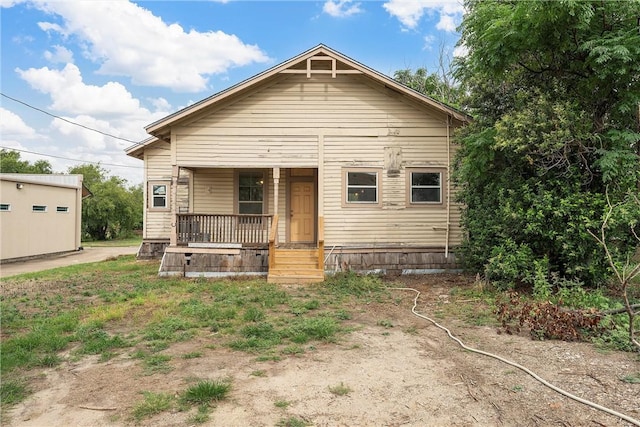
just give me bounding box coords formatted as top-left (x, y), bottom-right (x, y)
top-left (445, 115), bottom-right (451, 258)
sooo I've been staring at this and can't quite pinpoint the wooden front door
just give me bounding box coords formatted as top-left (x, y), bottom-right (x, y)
top-left (290, 181), bottom-right (315, 243)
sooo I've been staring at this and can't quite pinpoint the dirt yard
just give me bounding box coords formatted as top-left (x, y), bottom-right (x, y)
top-left (6, 275), bottom-right (640, 427)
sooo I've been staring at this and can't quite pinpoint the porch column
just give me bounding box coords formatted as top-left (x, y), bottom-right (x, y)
top-left (273, 167), bottom-right (280, 214)
top-left (170, 165), bottom-right (179, 246)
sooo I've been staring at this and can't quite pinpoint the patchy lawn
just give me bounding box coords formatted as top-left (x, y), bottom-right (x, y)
top-left (1, 258), bottom-right (638, 426)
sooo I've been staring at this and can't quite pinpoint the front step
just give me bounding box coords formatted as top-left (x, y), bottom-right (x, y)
top-left (267, 248), bottom-right (324, 284)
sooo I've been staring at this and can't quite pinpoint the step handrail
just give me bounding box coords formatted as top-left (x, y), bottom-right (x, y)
top-left (268, 214), bottom-right (279, 270)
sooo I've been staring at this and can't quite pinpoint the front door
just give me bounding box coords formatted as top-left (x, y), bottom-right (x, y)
top-left (290, 181), bottom-right (315, 243)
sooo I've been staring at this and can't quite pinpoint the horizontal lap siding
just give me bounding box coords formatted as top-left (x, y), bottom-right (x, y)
top-left (169, 73), bottom-right (461, 247)
top-left (193, 169), bottom-right (234, 214)
top-left (145, 145), bottom-right (172, 239)
top-left (174, 75), bottom-right (444, 167)
top-left (176, 136), bottom-right (318, 168)
top-left (323, 132), bottom-right (462, 247)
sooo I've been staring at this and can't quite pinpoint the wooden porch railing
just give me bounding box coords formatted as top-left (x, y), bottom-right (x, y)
top-left (177, 213), bottom-right (273, 245)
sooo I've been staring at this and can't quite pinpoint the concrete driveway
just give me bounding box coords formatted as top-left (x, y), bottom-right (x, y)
top-left (0, 246), bottom-right (140, 278)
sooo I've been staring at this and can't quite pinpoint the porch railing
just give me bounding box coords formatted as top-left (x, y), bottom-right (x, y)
top-left (177, 213), bottom-right (273, 245)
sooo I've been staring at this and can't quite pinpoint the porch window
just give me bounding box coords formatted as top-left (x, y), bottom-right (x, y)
top-left (148, 181), bottom-right (169, 211)
top-left (343, 168), bottom-right (381, 207)
top-left (238, 171), bottom-right (264, 214)
top-left (408, 169), bottom-right (444, 205)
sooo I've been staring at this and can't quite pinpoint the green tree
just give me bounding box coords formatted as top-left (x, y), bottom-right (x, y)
top-left (393, 46), bottom-right (464, 108)
top-left (454, 0), bottom-right (640, 287)
top-left (68, 164), bottom-right (143, 241)
top-left (0, 149), bottom-right (53, 173)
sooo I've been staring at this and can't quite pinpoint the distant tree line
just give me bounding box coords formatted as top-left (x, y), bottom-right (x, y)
top-left (1, 149), bottom-right (142, 241)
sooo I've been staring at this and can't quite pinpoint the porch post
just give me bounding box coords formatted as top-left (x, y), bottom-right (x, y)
top-left (170, 165), bottom-right (179, 246)
top-left (273, 167), bottom-right (280, 214)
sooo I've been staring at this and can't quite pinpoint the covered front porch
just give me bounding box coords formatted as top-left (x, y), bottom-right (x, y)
top-left (158, 167), bottom-right (325, 283)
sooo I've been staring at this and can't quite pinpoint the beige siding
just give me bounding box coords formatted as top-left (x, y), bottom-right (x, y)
top-left (173, 74), bottom-right (446, 168)
top-left (144, 144), bottom-right (172, 239)
top-left (322, 134), bottom-right (462, 247)
top-left (192, 169), bottom-right (234, 214)
top-left (145, 73), bottom-right (463, 247)
top-left (0, 180), bottom-right (80, 260)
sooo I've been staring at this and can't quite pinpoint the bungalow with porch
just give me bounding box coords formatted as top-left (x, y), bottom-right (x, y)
top-left (126, 44), bottom-right (470, 283)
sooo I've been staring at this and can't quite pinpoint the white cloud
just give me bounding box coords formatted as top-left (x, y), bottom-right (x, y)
top-left (149, 97), bottom-right (171, 113)
top-left (423, 35), bottom-right (436, 50)
top-left (27, 0), bottom-right (269, 92)
top-left (0, 107), bottom-right (38, 139)
top-left (0, 0), bottom-right (24, 8)
top-left (17, 63), bottom-right (151, 118)
top-left (436, 14), bottom-right (456, 32)
top-left (15, 62), bottom-right (169, 177)
top-left (43, 45), bottom-right (74, 64)
top-left (323, 0), bottom-right (363, 18)
top-left (383, 0), bottom-right (463, 31)
top-left (453, 43), bottom-right (468, 58)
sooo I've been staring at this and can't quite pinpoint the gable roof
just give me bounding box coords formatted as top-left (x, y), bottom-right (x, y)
top-left (144, 44), bottom-right (471, 142)
top-left (125, 136), bottom-right (166, 159)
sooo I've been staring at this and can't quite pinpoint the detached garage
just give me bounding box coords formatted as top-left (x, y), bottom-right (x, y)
top-left (0, 174), bottom-right (89, 262)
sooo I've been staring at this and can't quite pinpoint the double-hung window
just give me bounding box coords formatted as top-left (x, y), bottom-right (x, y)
top-left (343, 169), bottom-right (381, 207)
top-left (408, 169), bottom-right (444, 205)
top-left (148, 182), bottom-right (169, 211)
top-left (238, 171), bottom-right (265, 215)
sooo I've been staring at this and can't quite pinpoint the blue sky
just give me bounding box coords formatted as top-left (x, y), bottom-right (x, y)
top-left (1, 0), bottom-right (464, 185)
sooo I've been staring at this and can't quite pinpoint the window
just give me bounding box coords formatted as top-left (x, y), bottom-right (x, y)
top-left (32, 205), bottom-right (47, 212)
top-left (238, 171), bottom-right (264, 214)
top-left (0, 204), bottom-right (10, 212)
top-left (57, 206), bottom-right (69, 213)
top-left (343, 169), bottom-right (381, 206)
top-left (408, 170), bottom-right (443, 204)
top-left (148, 182), bottom-right (169, 211)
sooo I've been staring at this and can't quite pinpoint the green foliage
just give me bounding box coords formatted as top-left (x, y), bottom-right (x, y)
top-left (276, 417), bottom-right (310, 427)
top-left (131, 391), bottom-right (174, 421)
top-left (454, 0), bottom-right (640, 288)
top-left (0, 149), bottom-right (52, 173)
top-left (322, 272), bottom-right (386, 298)
top-left (143, 354), bottom-right (173, 374)
top-left (181, 379), bottom-right (231, 405)
top-left (394, 67), bottom-right (464, 108)
top-left (0, 379), bottom-right (27, 406)
top-left (620, 373), bottom-right (640, 384)
top-left (74, 322), bottom-right (129, 355)
top-left (68, 164), bottom-right (142, 241)
top-left (328, 382), bottom-right (352, 396)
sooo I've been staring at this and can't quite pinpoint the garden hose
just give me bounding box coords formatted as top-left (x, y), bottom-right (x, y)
top-left (391, 287), bottom-right (640, 427)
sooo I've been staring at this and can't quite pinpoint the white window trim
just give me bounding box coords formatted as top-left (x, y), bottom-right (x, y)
top-left (342, 168), bottom-right (382, 208)
top-left (148, 181), bottom-right (170, 211)
top-left (32, 205), bottom-right (48, 213)
top-left (57, 206), bottom-right (70, 213)
top-left (406, 168), bottom-right (446, 207)
top-left (0, 203), bottom-right (11, 212)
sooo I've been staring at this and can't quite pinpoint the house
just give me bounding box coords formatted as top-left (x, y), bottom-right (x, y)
top-left (0, 174), bottom-right (89, 262)
top-left (126, 45), bottom-right (470, 283)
